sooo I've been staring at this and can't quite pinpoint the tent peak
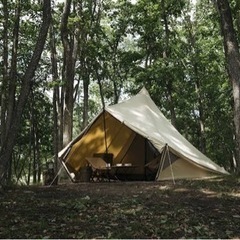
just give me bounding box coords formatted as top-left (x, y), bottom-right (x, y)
top-left (139, 87), bottom-right (150, 97)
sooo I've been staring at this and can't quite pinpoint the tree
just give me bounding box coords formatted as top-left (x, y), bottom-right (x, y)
top-left (49, 19), bottom-right (60, 173)
top-left (0, 0), bottom-right (51, 185)
top-left (215, 0), bottom-right (240, 171)
top-left (130, 0), bottom-right (186, 123)
top-left (60, 0), bottom-right (80, 147)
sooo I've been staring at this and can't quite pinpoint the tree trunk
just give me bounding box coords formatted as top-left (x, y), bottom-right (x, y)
top-left (30, 92), bottom-right (37, 184)
top-left (60, 0), bottom-right (80, 147)
top-left (0, 0), bottom-right (9, 146)
top-left (83, 74), bottom-right (90, 129)
top-left (5, 0), bottom-right (21, 183)
top-left (185, 14), bottom-right (206, 153)
top-left (50, 21), bottom-right (60, 173)
top-left (7, 0), bottom-right (21, 137)
top-left (216, 0), bottom-right (240, 171)
top-left (0, 0), bottom-right (51, 185)
top-left (36, 129), bottom-right (41, 183)
top-left (194, 74), bottom-right (206, 153)
top-left (162, 0), bottom-right (177, 127)
top-left (96, 70), bottom-right (105, 109)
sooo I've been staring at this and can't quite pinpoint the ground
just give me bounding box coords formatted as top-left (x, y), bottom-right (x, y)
top-left (0, 176), bottom-right (240, 239)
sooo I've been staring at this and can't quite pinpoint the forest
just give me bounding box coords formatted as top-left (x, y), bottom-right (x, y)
top-left (0, 0), bottom-right (240, 185)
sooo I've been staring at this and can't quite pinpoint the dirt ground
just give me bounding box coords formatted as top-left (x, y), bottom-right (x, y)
top-left (0, 176), bottom-right (240, 239)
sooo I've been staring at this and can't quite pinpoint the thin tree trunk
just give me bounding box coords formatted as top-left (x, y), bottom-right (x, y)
top-left (186, 14), bottom-right (206, 153)
top-left (50, 21), bottom-right (59, 174)
top-left (27, 150), bottom-right (32, 186)
top-left (60, 0), bottom-right (80, 147)
top-left (162, 0), bottom-right (177, 127)
top-left (61, 0), bottom-right (73, 148)
top-left (0, 0), bottom-right (9, 146)
top-left (216, 0), bottom-right (240, 171)
top-left (6, 0), bottom-right (21, 137)
top-left (36, 130), bottom-right (41, 183)
top-left (30, 91), bottom-right (37, 184)
top-left (83, 74), bottom-right (90, 128)
top-left (96, 69), bottom-right (105, 109)
top-left (5, 0), bottom-right (21, 183)
top-left (194, 74), bottom-right (206, 153)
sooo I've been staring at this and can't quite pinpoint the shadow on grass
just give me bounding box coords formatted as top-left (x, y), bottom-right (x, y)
top-left (0, 176), bottom-right (240, 239)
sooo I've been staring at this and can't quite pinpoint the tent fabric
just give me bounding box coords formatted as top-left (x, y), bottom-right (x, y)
top-left (59, 87), bottom-right (229, 181)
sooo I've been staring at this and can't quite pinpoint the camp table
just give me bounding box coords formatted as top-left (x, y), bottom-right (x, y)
top-left (111, 163), bottom-right (138, 180)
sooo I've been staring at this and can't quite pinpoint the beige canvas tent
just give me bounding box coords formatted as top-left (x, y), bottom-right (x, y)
top-left (58, 87), bottom-right (229, 181)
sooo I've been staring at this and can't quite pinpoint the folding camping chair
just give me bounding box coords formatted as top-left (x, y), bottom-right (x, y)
top-left (145, 156), bottom-right (160, 180)
top-left (85, 157), bottom-right (111, 181)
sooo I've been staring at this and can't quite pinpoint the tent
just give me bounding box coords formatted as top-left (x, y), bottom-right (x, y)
top-left (58, 87), bottom-right (229, 182)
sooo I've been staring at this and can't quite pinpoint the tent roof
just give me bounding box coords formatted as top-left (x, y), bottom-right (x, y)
top-left (105, 87), bottom-right (228, 175)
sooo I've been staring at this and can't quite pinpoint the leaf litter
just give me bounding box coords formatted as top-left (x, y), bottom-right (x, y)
top-left (0, 177), bottom-right (240, 239)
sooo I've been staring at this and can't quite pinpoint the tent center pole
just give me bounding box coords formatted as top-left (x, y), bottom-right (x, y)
top-left (103, 110), bottom-right (108, 153)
